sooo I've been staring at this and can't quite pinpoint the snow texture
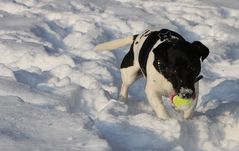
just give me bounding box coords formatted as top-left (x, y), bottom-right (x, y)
top-left (0, 0), bottom-right (238, 151)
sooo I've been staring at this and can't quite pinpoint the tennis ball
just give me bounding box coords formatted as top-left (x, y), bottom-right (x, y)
top-left (172, 95), bottom-right (193, 110)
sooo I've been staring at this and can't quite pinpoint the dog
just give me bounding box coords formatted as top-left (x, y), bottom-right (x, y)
top-left (95, 29), bottom-right (209, 119)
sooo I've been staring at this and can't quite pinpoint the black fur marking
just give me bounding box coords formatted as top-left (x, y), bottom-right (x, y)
top-left (138, 31), bottom-right (161, 76)
top-left (133, 34), bottom-right (138, 40)
top-left (144, 33), bottom-right (151, 38)
top-left (142, 29), bottom-right (185, 76)
top-left (120, 44), bottom-right (134, 68)
top-left (120, 35), bottom-right (138, 69)
top-left (140, 29), bottom-right (151, 39)
top-left (192, 41), bottom-right (209, 61)
top-left (153, 41), bottom-right (172, 64)
top-left (137, 69), bottom-right (143, 77)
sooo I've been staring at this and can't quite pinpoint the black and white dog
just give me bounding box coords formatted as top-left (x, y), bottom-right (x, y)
top-left (95, 29), bottom-right (209, 119)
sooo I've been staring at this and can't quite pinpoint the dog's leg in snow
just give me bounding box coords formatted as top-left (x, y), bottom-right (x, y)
top-left (145, 50), bottom-right (171, 119)
top-left (183, 82), bottom-right (199, 119)
top-left (145, 87), bottom-right (170, 119)
top-left (119, 66), bottom-right (141, 102)
top-left (118, 36), bottom-right (142, 102)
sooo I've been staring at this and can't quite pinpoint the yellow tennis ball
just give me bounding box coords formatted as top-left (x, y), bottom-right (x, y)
top-left (172, 95), bottom-right (193, 110)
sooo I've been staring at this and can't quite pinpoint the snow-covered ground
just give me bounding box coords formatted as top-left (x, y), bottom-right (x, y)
top-left (0, 0), bottom-right (238, 150)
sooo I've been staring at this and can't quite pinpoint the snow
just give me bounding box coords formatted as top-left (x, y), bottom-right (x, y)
top-left (0, 0), bottom-right (238, 151)
top-left (0, 96), bottom-right (110, 151)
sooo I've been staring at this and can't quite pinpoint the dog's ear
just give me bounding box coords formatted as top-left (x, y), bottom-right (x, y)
top-left (192, 41), bottom-right (209, 61)
top-left (153, 41), bottom-right (171, 63)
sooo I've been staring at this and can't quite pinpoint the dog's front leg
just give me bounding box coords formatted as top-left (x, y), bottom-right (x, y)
top-left (183, 82), bottom-right (199, 119)
top-left (119, 83), bottom-right (129, 101)
top-left (145, 88), bottom-right (170, 119)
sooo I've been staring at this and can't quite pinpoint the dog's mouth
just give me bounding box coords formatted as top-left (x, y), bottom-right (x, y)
top-left (169, 92), bottom-right (177, 101)
top-left (169, 75), bottom-right (203, 101)
top-left (170, 88), bottom-right (196, 102)
top-left (165, 91), bottom-right (195, 111)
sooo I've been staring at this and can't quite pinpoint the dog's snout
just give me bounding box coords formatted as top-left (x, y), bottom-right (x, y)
top-left (181, 92), bottom-right (193, 98)
top-left (179, 88), bottom-right (194, 98)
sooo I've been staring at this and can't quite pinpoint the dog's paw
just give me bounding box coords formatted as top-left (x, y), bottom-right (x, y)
top-left (118, 95), bottom-right (128, 103)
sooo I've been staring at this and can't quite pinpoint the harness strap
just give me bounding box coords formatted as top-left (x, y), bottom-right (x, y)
top-left (158, 29), bottom-right (185, 42)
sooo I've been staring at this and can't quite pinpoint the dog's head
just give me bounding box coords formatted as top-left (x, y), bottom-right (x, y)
top-left (153, 40), bottom-right (209, 99)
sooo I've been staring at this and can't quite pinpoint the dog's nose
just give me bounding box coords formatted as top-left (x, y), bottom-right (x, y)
top-left (179, 88), bottom-right (193, 98)
top-left (181, 92), bottom-right (193, 98)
